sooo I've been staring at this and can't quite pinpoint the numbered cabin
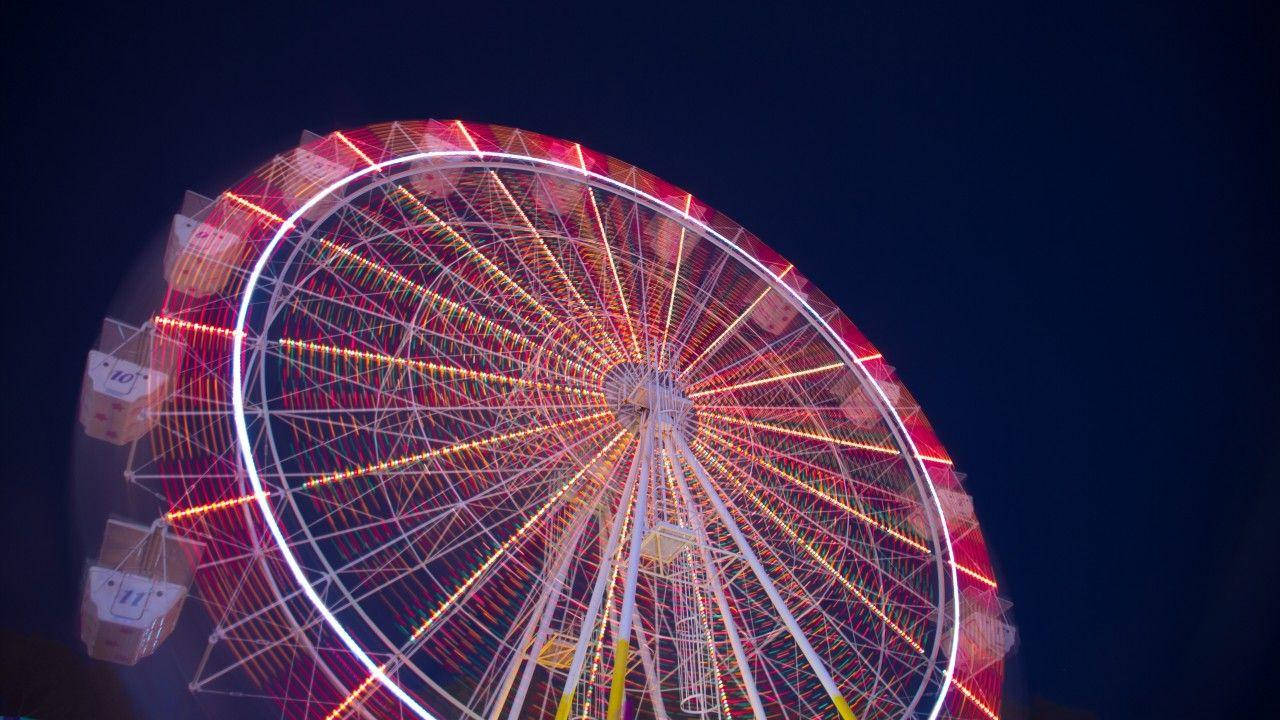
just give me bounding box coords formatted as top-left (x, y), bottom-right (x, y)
top-left (80, 319), bottom-right (179, 445)
top-left (81, 518), bottom-right (205, 665)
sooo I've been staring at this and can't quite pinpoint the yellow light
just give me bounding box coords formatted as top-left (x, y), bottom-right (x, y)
top-left (306, 411), bottom-right (612, 488)
top-left (691, 578), bottom-right (733, 720)
top-left (917, 453), bottom-right (955, 466)
top-left (164, 490), bottom-right (268, 522)
top-left (681, 265), bottom-right (794, 376)
top-left (454, 119), bottom-right (480, 153)
top-left (581, 471), bottom-right (635, 711)
top-left (409, 430), bottom-right (628, 640)
top-left (277, 337), bottom-right (603, 399)
top-left (697, 425), bottom-right (928, 552)
top-left (323, 664), bottom-right (385, 720)
top-left (952, 677), bottom-right (999, 720)
top-left (223, 192), bottom-right (289, 225)
top-left (697, 411), bottom-right (901, 456)
top-left (658, 197), bottom-right (690, 371)
top-left (152, 315), bottom-right (242, 339)
top-left (316, 239), bottom-right (601, 381)
top-left (491, 168), bottom-right (624, 363)
top-left (694, 441), bottom-right (924, 653)
top-left (455, 120), bottom-right (624, 364)
top-left (390, 186), bottom-right (610, 371)
top-left (688, 362), bottom-right (844, 398)
top-left (318, 239), bottom-right (523, 347)
top-left (585, 187), bottom-right (642, 361)
top-left (956, 563), bottom-right (999, 588)
top-left (699, 425), bottom-right (998, 588)
top-left (332, 130), bottom-right (377, 167)
top-left (699, 442), bottom-right (999, 718)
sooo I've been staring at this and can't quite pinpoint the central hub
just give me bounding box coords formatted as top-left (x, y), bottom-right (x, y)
top-left (601, 363), bottom-right (693, 436)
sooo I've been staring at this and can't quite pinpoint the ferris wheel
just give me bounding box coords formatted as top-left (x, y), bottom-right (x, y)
top-left (77, 120), bottom-right (1013, 720)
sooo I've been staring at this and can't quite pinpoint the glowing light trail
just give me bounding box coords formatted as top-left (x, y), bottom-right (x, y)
top-left (698, 411), bottom-right (901, 457)
top-left (673, 436), bottom-right (859, 720)
top-left (277, 337), bottom-right (603, 398)
top-left (662, 439), bottom-right (768, 720)
top-left (153, 314), bottom-right (242, 340)
top-left (305, 411), bottom-right (612, 489)
top-left (697, 425), bottom-right (928, 552)
top-left (695, 441), bottom-right (925, 653)
top-left (409, 430), bottom-right (629, 641)
top-left (332, 130), bottom-right (377, 167)
top-left (658, 194), bottom-right (693, 371)
top-left (952, 678), bottom-right (999, 720)
top-left (687, 352), bottom-right (883, 395)
top-left (552, 431), bottom-right (644, 720)
top-left (389, 186), bottom-right (610, 370)
top-left (918, 453), bottom-right (955, 466)
top-left (211, 140), bottom-right (990, 720)
top-left (692, 579), bottom-right (733, 720)
top-left (323, 663), bottom-right (385, 720)
top-left (224, 192), bottom-right (289, 225)
top-left (585, 186), bottom-right (642, 361)
top-left (165, 490), bottom-right (269, 522)
top-left (454, 121), bottom-right (626, 364)
top-left (699, 425), bottom-right (998, 588)
top-left (319, 238), bottom-right (522, 345)
top-left (680, 265), bottom-right (793, 379)
top-left (331, 135), bottom-right (609, 373)
top-left (688, 362), bottom-right (844, 399)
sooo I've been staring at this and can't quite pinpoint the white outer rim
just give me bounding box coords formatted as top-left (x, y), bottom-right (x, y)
top-left (230, 147), bottom-right (961, 720)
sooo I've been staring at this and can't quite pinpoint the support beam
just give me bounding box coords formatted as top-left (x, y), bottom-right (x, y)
top-left (607, 412), bottom-right (656, 720)
top-left (664, 434), bottom-right (767, 720)
top-left (553, 435), bottom-right (645, 720)
top-left (491, 496), bottom-right (598, 720)
top-left (673, 434), bottom-right (858, 720)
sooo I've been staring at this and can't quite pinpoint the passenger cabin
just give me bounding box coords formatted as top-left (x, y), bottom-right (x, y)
top-left (907, 483), bottom-right (977, 541)
top-left (645, 214), bottom-right (696, 266)
top-left (80, 319), bottom-right (179, 445)
top-left (80, 518), bottom-right (205, 665)
top-left (952, 587), bottom-right (1016, 673)
top-left (640, 521), bottom-right (698, 568)
top-left (402, 126), bottom-right (467, 199)
top-left (263, 130), bottom-right (362, 223)
top-left (828, 372), bottom-right (901, 429)
top-left (749, 280), bottom-right (805, 336)
top-left (936, 484), bottom-right (976, 526)
top-left (164, 190), bottom-right (244, 297)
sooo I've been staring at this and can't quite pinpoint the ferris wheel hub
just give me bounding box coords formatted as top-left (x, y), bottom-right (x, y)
top-left (601, 362), bottom-right (693, 436)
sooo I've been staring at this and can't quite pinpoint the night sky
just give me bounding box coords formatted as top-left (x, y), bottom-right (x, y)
top-left (2, 3), bottom-right (1276, 719)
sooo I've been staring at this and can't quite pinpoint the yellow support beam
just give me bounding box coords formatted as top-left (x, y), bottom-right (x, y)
top-left (554, 690), bottom-right (576, 720)
top-left (606, 638), bottom-right (631, 720)
top-left (833, 693), bottom-right (859, 720)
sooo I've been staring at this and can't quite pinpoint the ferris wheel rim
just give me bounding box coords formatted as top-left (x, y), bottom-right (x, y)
top-left (228, 145), bottom-right (963, 720)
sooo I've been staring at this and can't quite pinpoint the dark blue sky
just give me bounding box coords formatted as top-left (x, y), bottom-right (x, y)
top-left (2, 2), bottom-right (1276, 718)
